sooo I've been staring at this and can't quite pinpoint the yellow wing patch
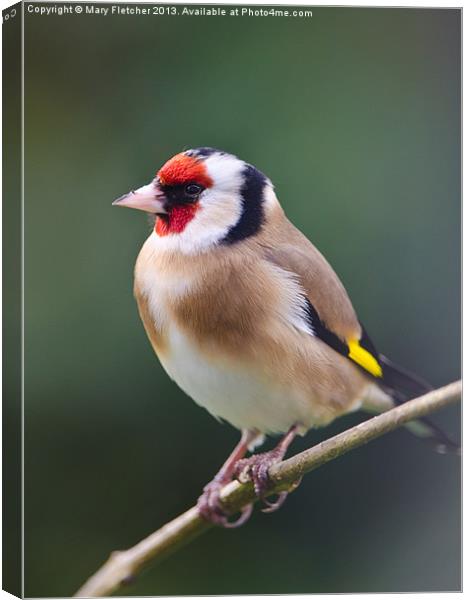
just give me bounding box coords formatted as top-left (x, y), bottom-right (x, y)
top-left (348, 339), bottom-right (383, 378)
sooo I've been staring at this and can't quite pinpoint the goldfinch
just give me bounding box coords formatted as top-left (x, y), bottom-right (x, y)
top-left (114, 147), bottom-right (456, 528)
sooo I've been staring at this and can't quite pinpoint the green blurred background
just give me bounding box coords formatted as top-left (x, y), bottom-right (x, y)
top-left (21, 5), bottom-right (460, 596)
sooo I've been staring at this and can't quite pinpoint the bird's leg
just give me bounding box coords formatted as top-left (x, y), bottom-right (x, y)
top-left (197, 429), bottom-right (261, 528)
top-left (233, 424), bottom-right (300, 513)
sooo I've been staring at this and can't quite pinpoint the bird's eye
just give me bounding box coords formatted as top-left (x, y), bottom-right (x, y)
top-left (185, 183), bottom-right (203, 197)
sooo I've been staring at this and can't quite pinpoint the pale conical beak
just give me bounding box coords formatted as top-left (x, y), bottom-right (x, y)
top-left (112, 182), bottom-right (167, 214)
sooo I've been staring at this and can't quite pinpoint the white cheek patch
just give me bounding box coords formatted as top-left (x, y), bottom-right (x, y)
top-left (187, 189), bottom-right (242, 243)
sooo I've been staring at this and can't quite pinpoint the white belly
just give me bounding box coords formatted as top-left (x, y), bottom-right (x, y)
top-left (159, 324), bottom-right (313, 435)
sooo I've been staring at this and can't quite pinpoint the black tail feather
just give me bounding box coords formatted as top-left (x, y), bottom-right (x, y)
top-left (379, 355), bottom-right (460, 455)
top-left (380, 354), bottom-right (433, 399)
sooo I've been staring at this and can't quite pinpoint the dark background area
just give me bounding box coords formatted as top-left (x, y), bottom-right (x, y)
top-left (22, 5), bottom-right (460, 596)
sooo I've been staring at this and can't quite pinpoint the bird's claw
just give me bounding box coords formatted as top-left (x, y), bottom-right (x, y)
top-left (261, 491), bottom-right (289, 513)
top-left (260, 477), bottom-right (303, 513)
top-left (197, 480), bottom-right (253, 528)
top-left (233, 449), bottom-right (293, 512)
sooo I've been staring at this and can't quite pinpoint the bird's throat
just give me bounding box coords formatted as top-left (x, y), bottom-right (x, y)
top-left (155, 203), bottom-right (199, 236)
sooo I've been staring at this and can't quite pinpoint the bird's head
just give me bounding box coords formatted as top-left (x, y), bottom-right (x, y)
top-left (113, 148), bottom-right (277, 253)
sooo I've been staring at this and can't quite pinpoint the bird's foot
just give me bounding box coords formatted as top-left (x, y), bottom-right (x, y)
top-left (233, 448), bottom-right (298, 513)
top-left (197, 426), bottom-right (299, 526)
top-left (197, 479), bottom-right (253, 528)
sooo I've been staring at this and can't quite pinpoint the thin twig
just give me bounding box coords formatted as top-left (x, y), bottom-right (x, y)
top-left (75, 380), bottom-right (461, 597)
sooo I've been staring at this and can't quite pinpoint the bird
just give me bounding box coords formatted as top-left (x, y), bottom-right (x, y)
top-left (113, 147), bottom-right (457, 528)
